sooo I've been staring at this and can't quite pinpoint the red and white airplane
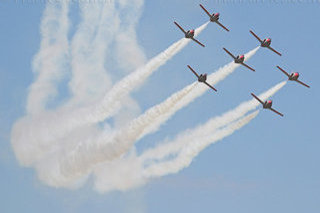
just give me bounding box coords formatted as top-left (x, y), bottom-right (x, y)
top-left (199, 4), bottom-right (229, 32)
top-left (250, 30), bottom-right (282, 56)
top-left (187, 65), bottom-right (217, 92)
top-left (277, 66), bottom-right (310, 88)
top-left (223, 48), bottom-right (255, 72)
top-left (174, 21), bottom-right (205, 47)
top-left (251, 93), bottom-right (283, 117)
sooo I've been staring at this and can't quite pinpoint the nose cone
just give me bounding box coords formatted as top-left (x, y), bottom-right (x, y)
top-left (190, 29), bottom-right (195, 33)
top-left (267, 38), bottom-right (271, 43)
top-left (268, 100), bottom-right (272, 104)
top-left (294, 72), bottom-right (299, 77)
top-left (215, 13), bottom-right (220, 17)
top-left (240, 55), bottom-right (244, 59)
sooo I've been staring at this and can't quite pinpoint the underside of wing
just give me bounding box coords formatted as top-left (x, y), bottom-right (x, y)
top-left (223, 48), bottom-right (236, 59)
top-left (296, 79), bottom-right (310, 88)
top-left (187, 65), bottom-right (200, 78)
top-left (251, 93), bottom-right (264, 105)
top-left (242, 62), bottom-right (255, 72)
top-left (268, 46), bottom-right (282, 56)
top-left (270, 108), bottom-right (284, 117)
top-left (174, 21), bottom-right (186, 34)
top-left (204, 81), bottom-right (217, 92)
top-left (250, 30), bottom-right (262, 43)
top-left (276, 66), bottom-right (290, 77)
top-left (216, 21), bottom-right (230, 32)
top-left (199, 4), bottom-right (211, 17)
top-left (192, 38), bottom-right (205, 47)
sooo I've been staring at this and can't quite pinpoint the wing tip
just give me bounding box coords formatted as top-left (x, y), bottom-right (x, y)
top-left (276, 65), bottom-right (285, 71)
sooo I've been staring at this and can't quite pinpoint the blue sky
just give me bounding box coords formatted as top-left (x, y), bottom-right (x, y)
top-left (1, 0), bottom-right (320, 212)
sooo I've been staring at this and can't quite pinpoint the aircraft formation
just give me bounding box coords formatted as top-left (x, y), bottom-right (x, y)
top-left (174, 4), bottom-right (310, 117)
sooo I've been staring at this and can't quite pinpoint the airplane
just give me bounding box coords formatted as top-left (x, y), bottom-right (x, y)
top-left (222, 48), bottom-right (255, 72)
top-left (249, 30), bottom-right (282, 56)
top-left (277, 66), bottom-right (310, 88)
top-left (199, 4), bottom-right (229, 32)
top-left (187, 65), bottom-right (217, 92)
top-left (251, 93), bottom-right (283, 117)
top-left (174, 21), bottom-right (205, 47)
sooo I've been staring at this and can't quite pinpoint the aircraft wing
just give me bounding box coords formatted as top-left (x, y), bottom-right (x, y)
top-left (267, 46), bottom-right (282, 56)
top-left (241, 62), bottom-right (255, 72)
top-left (276, 66), bottom-right (290, 77)
top-left (204, 81), bottom-right (217, 92)
top-left (251, 93), bottom-right (264, 105)
top-left (295, 79), bottom-right (310, 88)
top-left (192, 38), bottom-right (205, 47)
top-left (216, 21), bottom-right (230, 32)
top-left (223, 48), bottom-right (236, 59)
top-left (199, 4), bottom-right (211, 17)
top-left (270, 108), bottom-right (284, 117)
top-left (249, 30), bottom-right (262, 43)
top-left (174, 21), bottom-right (186, 34)
top-left (187, 65), bottom-right (200, 78)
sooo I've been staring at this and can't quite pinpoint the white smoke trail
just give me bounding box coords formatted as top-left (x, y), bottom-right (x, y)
top-left (112, 0), bottom-right (148, 128)
top-left (11, 22), bottom-right (210, 167)
top-left (23, 82), bottom-right (196, 187)
top-left (137, 46), bottom-right (260, 141)
top-left (93, 148), bottom-right (146, 193)
top-left (40, 44), bottom-right (257, 182)
top-left (92, 80), bottom-right (284, 192)
top-left (11, 0), bottom-right (149, 167)
top-left (93, 110), bottom-right (259, 193)
top-left (142, 110), bottom-right (259, 178)
top-left (27, 1), bottom-right (69, 114)
top-left (67, 2), bottom-right (115, 107)
top-left (88, 21), bottom-right (210, 123)
top-left (140, 81), bottom-right (286, 162)
top-left (54, 83), bottom-right (198, 180)
top-left (169, 47), bottom-right (259, 118)
top-left (11, 0), bottom-right (266, 193)
top-left (114, 0), bottom-right (146, 73)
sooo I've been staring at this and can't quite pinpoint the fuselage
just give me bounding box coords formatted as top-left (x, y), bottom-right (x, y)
top-left (235, 55), bottom-right (245, 63)
top-left (210, 13), bottom-right (220, 22)
top-left (198, 74), bottom-right (207, 82)
top-left (185, 30), bottom-right (195, 38)
top-left (289, 72), bottom-right (299, 81)
top-left (261, 38), bottom-right (271, 47)
top-left (263, 100), bottom-right (273, 109)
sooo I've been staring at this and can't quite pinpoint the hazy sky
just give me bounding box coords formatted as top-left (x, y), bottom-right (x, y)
top-left (1, 0), bottom-right (319, 212)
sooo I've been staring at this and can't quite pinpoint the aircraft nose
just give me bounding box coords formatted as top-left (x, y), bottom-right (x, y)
top-left (215, 13), bottom-right (220, 16)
